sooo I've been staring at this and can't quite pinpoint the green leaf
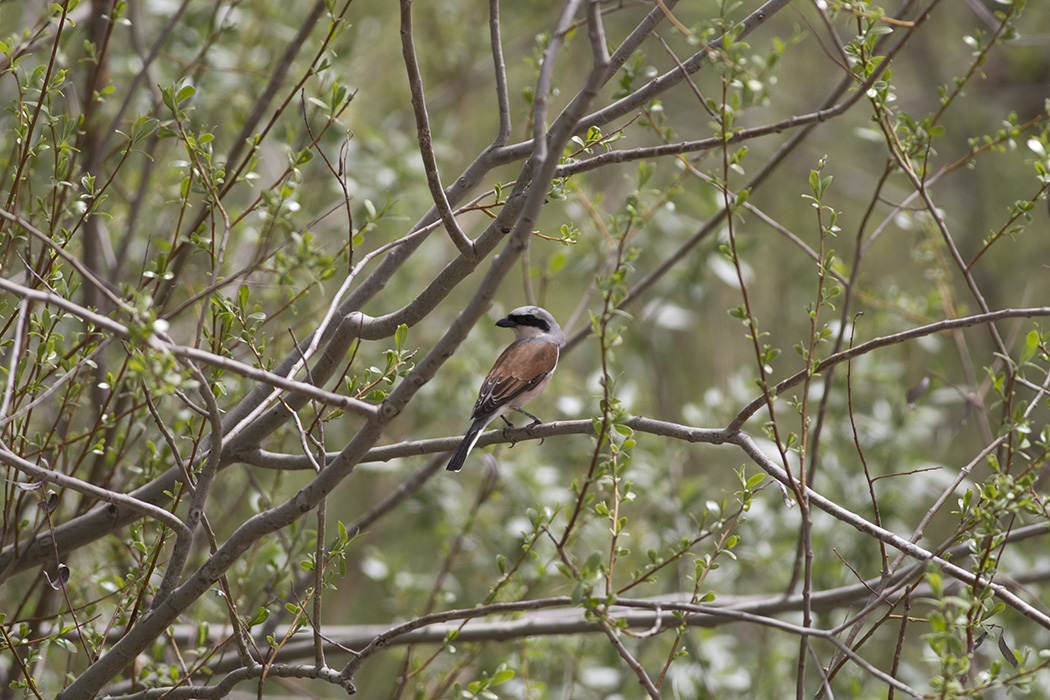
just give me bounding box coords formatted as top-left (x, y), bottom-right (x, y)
top-left (131, 115), bottom-right (159, 142)
top-left (176, 84), bottom-right (196, 104)
top-left (1020, 329), bottom-right (1039, 364)
top-left (246, 606), bottom-right (269, 628)
top-left (491, 667), bottom-right (515, 685)
top-left (982, 602), bottom-right (1006, 621)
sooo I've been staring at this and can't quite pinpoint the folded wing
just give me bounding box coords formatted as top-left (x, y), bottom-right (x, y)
top-left (472, 340), bottom-right (558, 419)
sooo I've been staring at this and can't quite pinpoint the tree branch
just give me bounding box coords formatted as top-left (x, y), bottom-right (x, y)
top-left (0, 276), bottom-right (378, 417)
top-left (399, 0), bottom-right (475, 260)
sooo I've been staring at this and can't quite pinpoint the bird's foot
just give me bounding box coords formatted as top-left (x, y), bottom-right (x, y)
top-left (500, 416), bottom-right (517, 447)
top-left (524, 419), bottom-right (544, 445)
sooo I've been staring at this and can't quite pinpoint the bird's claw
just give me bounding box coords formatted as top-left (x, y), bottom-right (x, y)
top-left (501, 425), bottom-right (517, 448)
top-left (524, 420), bottom-right (545, 445)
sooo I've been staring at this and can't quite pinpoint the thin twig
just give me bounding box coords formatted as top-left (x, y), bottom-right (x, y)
top-left (399, 0), bottom-right (475, 260)
top-left (0, 276), bottom-right (378, 417)
top-left (0, 442), bottom-right (190, 539)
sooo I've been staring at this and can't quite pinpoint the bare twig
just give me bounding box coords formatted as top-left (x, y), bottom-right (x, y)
top-left (0, 443), bottom-right (191, 541)
top-left (488, 0), bottom-right (512, 146)
top-left (729, 306), bottom-right (1050, 431)
top-left (399, 0), bottom-right (475, 260)
top-left (151, 361), bottom-right (226, 606)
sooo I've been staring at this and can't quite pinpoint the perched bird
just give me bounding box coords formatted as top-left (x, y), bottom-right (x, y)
top-left (446, 306), bottom-right (564, 472)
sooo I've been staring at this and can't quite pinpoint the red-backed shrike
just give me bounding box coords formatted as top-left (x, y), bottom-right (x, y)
top-left (446, 306), bottom-right (564, 472)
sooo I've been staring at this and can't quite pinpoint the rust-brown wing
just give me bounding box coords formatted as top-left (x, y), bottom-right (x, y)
top-left (471, 340), bottom-right (558, 419)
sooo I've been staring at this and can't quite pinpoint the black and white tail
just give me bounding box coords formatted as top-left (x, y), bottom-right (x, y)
top-left (446, 420), bottom-right (484, 472)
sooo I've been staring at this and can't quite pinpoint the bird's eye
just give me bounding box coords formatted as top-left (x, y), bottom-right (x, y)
top-left (529, 316), bottom-right (549, 331)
